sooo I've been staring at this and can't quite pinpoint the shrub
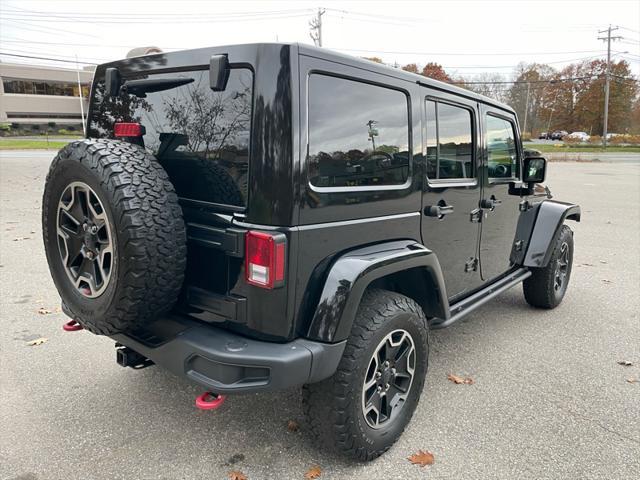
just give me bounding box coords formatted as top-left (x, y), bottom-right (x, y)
top-left (521, 133), bottom-right (532, 142)
top-left (562, 136), bottom-right (582, 145)
top-left (30, 124), bottom-right (41, 131)
top-left (588, 135), bottom-right (603, 145)
top-left (610, 134), bottom-right (640, 145)
top-left (47, 122), bottom-right (57, 129)
top-left (0, 123), bottom-right (10, 131)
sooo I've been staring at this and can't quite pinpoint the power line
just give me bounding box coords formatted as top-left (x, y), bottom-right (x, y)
top-left (0, 52), bottom-right (98, 65)
top-left (333, 47), bottom-right (606, 57)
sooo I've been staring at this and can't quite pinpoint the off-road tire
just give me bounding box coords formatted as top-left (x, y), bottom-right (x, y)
top-left (302, 289), bottom-right (429, 461)
top-left (523, 224), bottom-right (574, 309)
top-left (42, 139), bottom-right (186, 335)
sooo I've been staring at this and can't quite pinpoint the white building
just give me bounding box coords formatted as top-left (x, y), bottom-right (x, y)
top-left (0, 62), bottom-right (94, 127)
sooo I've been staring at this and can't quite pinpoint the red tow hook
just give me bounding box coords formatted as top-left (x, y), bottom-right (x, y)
top-left (195, 392), bottom-right (227, 410)
top-left (62, 319), bottom-right (83, 332)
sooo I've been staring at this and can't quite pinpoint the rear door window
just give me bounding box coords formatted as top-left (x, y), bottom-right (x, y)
top-left (90, 68), bottom-right (253, 207)
top-left (425, 99), bottom-right (474, 180)
top-left (307, 74), bottom-right (410, 189)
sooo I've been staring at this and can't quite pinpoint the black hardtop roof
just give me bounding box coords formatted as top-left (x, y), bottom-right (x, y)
top-left (100, 42), bottom-right (515, 114)
top-left (295, 43), bottom-right (515, 114)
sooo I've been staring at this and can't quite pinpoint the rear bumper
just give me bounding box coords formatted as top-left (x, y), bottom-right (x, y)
top-left (112, 317), bottom-right (346, 394)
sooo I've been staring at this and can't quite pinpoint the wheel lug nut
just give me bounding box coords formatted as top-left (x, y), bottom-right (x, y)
top-left (90, 225), bottom-right (98, 234)
top-left (86, 251), bottom-right (94, 259)
top-left (384, 361), bottom-right (390, 368)
top-left (377, 385), bottom-right (382, 392)
top-left (375, 371), bottom-right (382, 379)
top-left (385, 383), bottom-right (390, 390)
top-left (391, 368), bottom-right (396, 375)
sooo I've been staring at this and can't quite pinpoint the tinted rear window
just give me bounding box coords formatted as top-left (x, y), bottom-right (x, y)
top-left (307, 74), bottom-right (410, 189)
top-left (89, 68), bottom-right (252, 207)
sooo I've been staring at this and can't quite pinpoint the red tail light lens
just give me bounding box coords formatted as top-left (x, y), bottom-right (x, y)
top-left (114, 122), bottom-right (143, 137)
top-left (245, 231), bottom-right (286, 289)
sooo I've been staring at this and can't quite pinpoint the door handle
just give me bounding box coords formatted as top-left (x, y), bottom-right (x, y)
top-left (481, 196), bottom-right (502, 211)
top-left (424, 204), bottom-right (454, 217)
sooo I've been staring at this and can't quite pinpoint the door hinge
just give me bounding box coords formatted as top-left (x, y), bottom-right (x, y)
top-left (470, 208), bottom-right (482, 223)
top-left (464, 258), bottom-right (478, 273)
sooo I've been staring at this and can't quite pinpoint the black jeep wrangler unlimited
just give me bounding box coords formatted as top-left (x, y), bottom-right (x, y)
top-left (42, 43), bottom-right (580, 460)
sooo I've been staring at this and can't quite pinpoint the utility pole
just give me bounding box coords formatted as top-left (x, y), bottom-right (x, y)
top-left (598, 25), bottom-right (621, 147)
top-left (309, 8), bottom-right (326, 47)
top-left (522, 81), bottom-right (531, 136)
top-left (75, 54), bottom-right (86, 134)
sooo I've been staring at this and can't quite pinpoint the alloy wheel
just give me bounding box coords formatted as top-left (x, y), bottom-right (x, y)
top-left (56, 181), bottom-right (113, 298)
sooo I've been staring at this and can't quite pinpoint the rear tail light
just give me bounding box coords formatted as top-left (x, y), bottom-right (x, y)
top-left (114, 122), bottom-right (143, 137)
top-left (245, 230), bottom-right (286, 289)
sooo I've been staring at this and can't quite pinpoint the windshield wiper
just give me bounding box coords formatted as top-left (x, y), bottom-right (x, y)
top-left (119, 77), bottom-right (194, 97)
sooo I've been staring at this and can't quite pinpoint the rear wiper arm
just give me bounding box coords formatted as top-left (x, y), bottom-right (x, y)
top-left (119, 77), bottom-right (194, 97)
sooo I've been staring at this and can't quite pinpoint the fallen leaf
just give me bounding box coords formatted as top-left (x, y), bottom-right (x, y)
top-left (601, 279), bottom-right (613, 284)
top-left (617, 361), bottom-right (633, 367)
top-left (287, 420), bottom-right (300, 432)
top-left (626, 378), bottom-right (639, 384)
top-left (447, 373), bottom-right (474, 385)
top-left (408, 450), bottom-right (435, 467)
top-left (13, 237), bottom-right (30, 242)
top-left (228, 471), bottom-right (247, 480)
top-left (580, 263), bottom-right (595, 267)
top-left (599, 260), bottom-right (607, 264)
top-left (27, 337), bottom-right (48, 346)
top-left (304, 466), bottom-right (322, 479)
top-left (37, 307), bottom-right (53, 315)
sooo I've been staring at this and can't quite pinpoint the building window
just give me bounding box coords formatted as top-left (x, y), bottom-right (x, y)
top-left (308, 74), bottom-right (410, 189)
top-left (2, 77), bottom-right (89, 97)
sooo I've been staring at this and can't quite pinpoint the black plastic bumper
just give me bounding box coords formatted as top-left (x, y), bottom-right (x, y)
top-left (112, 317), bottom-right (346, 394)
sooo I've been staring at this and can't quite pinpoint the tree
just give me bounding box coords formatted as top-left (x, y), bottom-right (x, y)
top-left (459, 73), bottom-right (508, 103)
top-left (507, 63), bottom-right (554, 135)
top-left (363, 56), bottom-right (383, 64)
top-left (421, 63), bottom-right (451, 82)
top-left (402, 63), bottom-right (419, 74)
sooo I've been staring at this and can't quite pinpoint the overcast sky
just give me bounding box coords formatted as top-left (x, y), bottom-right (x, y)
top-left (0, 0), bottom-right (638, 79)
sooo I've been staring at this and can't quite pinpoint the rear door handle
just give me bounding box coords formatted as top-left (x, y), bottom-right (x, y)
top-left (424, 204), bottom-right (454, 217)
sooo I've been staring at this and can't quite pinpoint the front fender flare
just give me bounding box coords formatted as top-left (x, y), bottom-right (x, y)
top-left (306, 240), bottom-right (448, 343)
top-left (521, 200), bottom-right (581, 268)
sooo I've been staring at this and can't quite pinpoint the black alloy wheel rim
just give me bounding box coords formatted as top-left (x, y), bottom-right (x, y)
top-left (56, 181), bottom-right (113, 298)
top-left (362, 328), bottom-right (416, 429)
top-left (554, 241), bottom-right (570, 292)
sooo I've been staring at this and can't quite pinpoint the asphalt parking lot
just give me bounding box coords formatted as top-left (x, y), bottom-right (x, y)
top-left (1, 151), bottom-right (639, 480)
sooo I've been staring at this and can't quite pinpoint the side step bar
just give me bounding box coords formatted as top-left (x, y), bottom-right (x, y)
top-left (430, 268), bottom-right (532, 329)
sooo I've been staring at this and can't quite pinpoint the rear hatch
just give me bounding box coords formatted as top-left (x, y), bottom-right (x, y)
top-left (87, 53), bottom-right (263, 336)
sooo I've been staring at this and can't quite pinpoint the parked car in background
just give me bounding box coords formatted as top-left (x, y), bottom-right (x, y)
top-left (567, 131), bottom-right (590, 142)
top-left (538, 132), bottom-right (551, 140)
top-left (551, 130), bottom-right (568, 140)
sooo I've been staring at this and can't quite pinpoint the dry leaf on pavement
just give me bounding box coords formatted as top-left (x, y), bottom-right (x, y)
top-left (626, 378), bottom-right (639, 384)
top-left (37, 307), bottom-right (53, 315)
top-left (447, 373), bottom-right (474, 385)
top-left (287, 420), bottom-right (300, 432)
top-left (26, 337), bottom-right (48, 346)
top-left (13, 237), bottom-right (30, 242)
top-left (228, 471), bottom-right (247, 480)
top-left (304, 466), bottom-right (322, 479)
top-left (408, 450), bottom-right (435, 467)
top-left (617, 361), bottom-right (633, 367)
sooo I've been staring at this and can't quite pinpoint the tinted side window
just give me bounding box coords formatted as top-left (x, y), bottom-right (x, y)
top-left (486, 115), bottom-right (518, 179)
top-left (308, 74), bottom-right (410, 188)
top-left (425, 100), bottom-right (474, 180)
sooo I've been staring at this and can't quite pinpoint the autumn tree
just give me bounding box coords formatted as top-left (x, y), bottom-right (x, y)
top-left (507, 63), bottom-right (554, 135)
top-left (402, 63), bottom-right (419, 74)
top-left (459, 73), bottom-right (509, 103)
top-left (363, 56), bottom-right (383, 64)
top-left (421, 63), bottom-right (452, 82)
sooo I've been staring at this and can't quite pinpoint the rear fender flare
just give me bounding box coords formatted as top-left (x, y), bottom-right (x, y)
top-left (306, 240), bottom-right (448, 343)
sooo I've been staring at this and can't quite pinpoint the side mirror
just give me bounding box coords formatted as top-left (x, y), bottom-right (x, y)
top-left (523, 156), bottom-right (547, 183)
top-left (210, 54), bottom-right (230, 92)
top-left (105, 67), bottom-right (121, 97)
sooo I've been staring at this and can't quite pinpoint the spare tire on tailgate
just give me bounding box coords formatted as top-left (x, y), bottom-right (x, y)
top-left (42, 139), bottom-right (187, 335)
